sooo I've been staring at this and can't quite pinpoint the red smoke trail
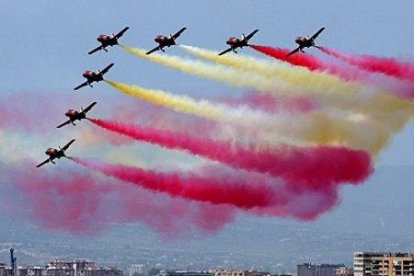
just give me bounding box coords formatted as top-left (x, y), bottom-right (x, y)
top-left (12, 165), bottom-right (115, 234)
top-left (195, 165), bottom-right (340, 220)
top-left (88, 118), bottom-right (372, 189)
top-left (253, 186), bottom-right (338, 220)
top-left (319, 46), bottom-right (414, 83)
top-left (250, 44), bottom-right (324, 71)
top-left (7, 163), bottom-right (236, 236)
top-left (70, 158), bottom-right (346, 220)
top-left (69, 157), bottom-right (282, 209)
top-left (250, 44), bottom-right (370, 82)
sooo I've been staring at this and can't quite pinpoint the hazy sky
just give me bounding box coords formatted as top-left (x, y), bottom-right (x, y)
top-left (1, 0), bottom-right (414, 268)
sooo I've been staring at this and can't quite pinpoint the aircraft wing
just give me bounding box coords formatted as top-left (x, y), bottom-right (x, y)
top-left (115, 27), bottom-right (129, 39)
top-left (61, 139), bottom-right (76, 151)
top-left (88, 46), bottom-right (103, 55)
top-left (218, 47), bottom-right (233, 56)
top-left (101, 63), bottom-right (114, 75)
top-left (74, 81), bottom-right (89, 91)
top-left (36, 158), bottom-right (50, 168)
top-left (310, 27), bottom-right (325, 40)
top-left (56, 120), bottom-right (71, 129)
top-left (287, 47), bottom-right (300, 57)
top-left (172, 27), bottom-right (187, 39)
top-left (146, 46), bottom-right (160, 55)
top-left (83, 101), bottom-right (97, 114)
top-left (245, 29), bottom-right (259, 41)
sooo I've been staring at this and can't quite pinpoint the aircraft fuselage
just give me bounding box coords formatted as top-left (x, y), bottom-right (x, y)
top-left (65, 110), bottom-right (86, 122)
top-left (82, 71), bottom-right (104, 84)
top-left (295, 36), bottom-right (315, 49)
top-left (226, 37), bottom-right (248, 49)
top-left (97, 34), bottom-right (118, 48)
top-left (45, 148), bottom-right (65, 161)
top-left (154, 35), bottom-right (176, 49)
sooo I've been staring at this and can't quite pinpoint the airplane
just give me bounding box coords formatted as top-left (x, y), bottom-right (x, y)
top-left (287, 27), bottom-right (325, 57)
top-left (88, 27), bottom-right (129, 55)
top-left (56, 102), bottom-right (97, 128)
top-left (36, 139), bottom-right (76, 168)
top-left (218, 29), bottom-right (259, 56)
top-left (146, 27), bottom-right (187, 55)
top-left (74, 63), bottom-right (114, 91)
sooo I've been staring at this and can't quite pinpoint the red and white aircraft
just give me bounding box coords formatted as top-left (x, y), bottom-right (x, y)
top-left (56, 102), bottom-right (97, 128)
top-left (146, 27), bottom-right (187, 55)
top-left (36, 139), bottom-right (76, 168)
top-left (88, 27), bottom-right (129, 55)
top-left (74, 63), bottom-right (114, 91)
top-left (287, 27), bottom-right (325, 56)
top-left (218, 29), bottom-right (259, 56)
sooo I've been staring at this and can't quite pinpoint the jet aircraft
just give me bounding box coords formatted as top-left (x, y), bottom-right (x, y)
top-left (88, 27), bottom-right (129, 55)
top-left (36, 139), bottom-right (76, 168)
top-left (218, 29), bottom-right (259, 56)
top-left (56, 102), bottom-right (97, 128)
top-left (287, 27), bottom-right (325, 57)
top-left (74, 63), bottom-right (114, 91)
top-left (146, 27), bottom-right (187, 55)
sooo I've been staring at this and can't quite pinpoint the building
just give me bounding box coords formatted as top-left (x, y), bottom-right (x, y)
top-left (129, 265), bottom-right (146, 276)
top-left (354, 251), bottom-right (414, 276)
top-left (211, 269), bottom-right (271, 276)
top-left (45, 260), bottom-right (122, 276)
top-left (159, 271), bottom-right (212, 276)
top-left (0, 259), bottom-right (122, 276)
top-left (297, 264), bottom-right (344, 276)
top-left (27, 266), bottom-right (45, 276)
top-left (335, 266), bottom-right (353, 276)
top-left (0, 264), bottom-right (6, 276)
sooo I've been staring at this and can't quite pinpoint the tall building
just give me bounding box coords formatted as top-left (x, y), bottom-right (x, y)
top-left (354, 251), bottom-right (414, 276)
top-left (297, 264), bottom-right (344, 276)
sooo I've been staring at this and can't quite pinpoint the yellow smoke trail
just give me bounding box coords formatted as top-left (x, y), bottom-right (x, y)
top-left (180, 45), bottom-right (414, 118)
top-left (122, 45), bottom-right (292, 92)
top-left (105, 80), bottom-right (296, 143)
top-left (179, 45), bottom-right (367, 97)
top-left (106, 80), bottom-right (399, 155)
top-left (124, 45), bottom-right (414, 121)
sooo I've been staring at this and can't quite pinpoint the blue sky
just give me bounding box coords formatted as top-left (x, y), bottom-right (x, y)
top-left (1, 0), bottom-right (414, 268)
